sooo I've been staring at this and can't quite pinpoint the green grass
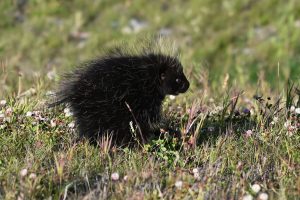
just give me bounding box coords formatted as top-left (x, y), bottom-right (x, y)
top-left (0, 0), bottom-right (300, 199)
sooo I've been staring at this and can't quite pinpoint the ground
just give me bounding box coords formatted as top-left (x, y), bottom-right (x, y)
top-left (0, 0), bottom-right (300, 199)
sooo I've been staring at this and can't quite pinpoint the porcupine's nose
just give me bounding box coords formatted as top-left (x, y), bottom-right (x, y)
top-left (179, 81), bottom-right (189, 93)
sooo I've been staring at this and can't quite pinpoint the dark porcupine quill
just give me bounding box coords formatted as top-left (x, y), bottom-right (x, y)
top-left (50, 41), bottom-right (190, 145)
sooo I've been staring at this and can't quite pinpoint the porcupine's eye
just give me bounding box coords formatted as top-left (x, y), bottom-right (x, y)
top-left (175, 78), bottom-right (181, 83)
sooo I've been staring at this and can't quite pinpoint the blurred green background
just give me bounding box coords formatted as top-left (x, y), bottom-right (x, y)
top-left (1, 0), bottom-right (300, 97)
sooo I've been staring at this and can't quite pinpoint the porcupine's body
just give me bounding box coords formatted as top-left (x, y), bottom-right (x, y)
top-left (51, 43), bottom-right (189, 145)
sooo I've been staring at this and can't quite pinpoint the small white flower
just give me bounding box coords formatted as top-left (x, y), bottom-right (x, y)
top-left (64, 108), bottom-right (73, 117)
top-left (111, 172), bottom-right (119, 181)
top-left (258, 192), bottom-right (268, 200)
top-left (245, 130), bottom-right (253, 137)
top-left (0, 113), bottom-right (4, 119)
top-left (242, 194), bottom-right (253, 200)
top-left (251, 183), bottom-right (261, 194)
top-left (295, 108), bottom-right (300, 114)
top-left (5, 107), bottom-right (13, 115)
top-left (192, 168), bottom-right (200, 179)
top-left (68, 122), bottom-right (75, 128)
top-left (64, 108), bottom-right (70, 114)
top-left (169, 95), bottom-right (176, 100)
top-left (290, 106), bottom-right (295, 112)
top-left (284, 120), bottom-right (291, 128)
top-left (175, 180), bottom-right (183, 189)
top-left (26, 111), bottom-right (33, 117)
top-left (0, 100), bottom-right (7, 106)
top-left (20, 168), bottom-right (28, 177)
top-left (123, 175), bottom-right (128, 181)
top-left (192, 168), bottom-right (199, 174)
top-left (29, 173), bottom-right (37, 180)
top-left (50, 119), bottom-right (57, 127)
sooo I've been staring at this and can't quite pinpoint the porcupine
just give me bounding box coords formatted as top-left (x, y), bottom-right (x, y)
top-left (50, 40), bottom-right (189, 145)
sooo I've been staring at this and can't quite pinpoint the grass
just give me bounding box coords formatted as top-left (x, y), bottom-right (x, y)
top-left (0, 0), bottom-right (300, 199)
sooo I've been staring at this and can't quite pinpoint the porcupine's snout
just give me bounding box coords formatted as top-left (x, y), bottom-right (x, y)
top-left (176, 73), bottom-right (189, 94)
top-left (179, 81), bottom-right (189, 93)
top-left (177, 82), bottom-right (189, 94)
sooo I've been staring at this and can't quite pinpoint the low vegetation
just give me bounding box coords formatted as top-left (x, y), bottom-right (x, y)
top-left (0, 0), bottom-right (299, 199)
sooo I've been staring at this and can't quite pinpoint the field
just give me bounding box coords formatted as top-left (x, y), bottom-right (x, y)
top-left (0, 0), bottom-right (300, 199)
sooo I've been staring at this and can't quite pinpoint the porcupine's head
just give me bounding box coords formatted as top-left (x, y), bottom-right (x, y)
top-left (154, 54), bottom-right (189, 96)
top-left (106, 37), bottom-right (189, 96)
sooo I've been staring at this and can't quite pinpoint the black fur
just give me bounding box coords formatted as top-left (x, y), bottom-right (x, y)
top-left (51, 44), bottom-right (189, 145)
